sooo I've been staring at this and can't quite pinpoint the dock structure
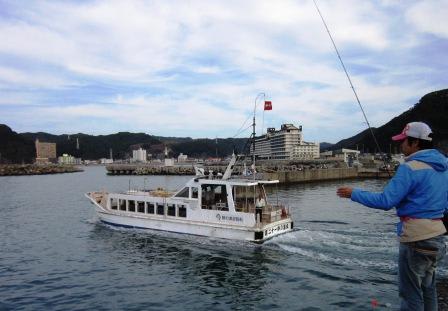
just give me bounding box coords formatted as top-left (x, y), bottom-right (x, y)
top-left (263, 168), bottom-right (358, 183)
top-left (106, 163), bottom-right (392, 183)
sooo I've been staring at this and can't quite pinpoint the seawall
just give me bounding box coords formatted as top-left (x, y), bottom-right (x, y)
top-left (263, 168), bottom-right (358, 184)
top-left (0, 164), bottom-right (83, 176)
top-left (105, 164), bottom-right (392, 183)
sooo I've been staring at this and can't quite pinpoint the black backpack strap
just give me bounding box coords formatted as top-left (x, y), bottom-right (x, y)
top-left (443, 210), bottom-right (448, 235)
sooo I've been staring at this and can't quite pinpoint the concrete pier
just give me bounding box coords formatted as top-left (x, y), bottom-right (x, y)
top-left (263, 168), bottom-right (358, 184)
top-left (105, 164), bottom-right (393, 183)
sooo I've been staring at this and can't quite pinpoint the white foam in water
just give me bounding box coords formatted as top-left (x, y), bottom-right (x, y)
top-left (276, 241), bottom-right (397, 270)
top-left (274, 228), bottom-right (396, 253)
top-left (269, 229), bottom-right (398, 271)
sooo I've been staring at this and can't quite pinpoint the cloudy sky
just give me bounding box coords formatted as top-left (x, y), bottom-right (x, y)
top-left (1, 0), bottom-right (447, 142)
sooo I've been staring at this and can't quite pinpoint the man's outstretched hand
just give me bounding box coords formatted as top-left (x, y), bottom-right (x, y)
top-left (337, 187), bottom-right (353, 198)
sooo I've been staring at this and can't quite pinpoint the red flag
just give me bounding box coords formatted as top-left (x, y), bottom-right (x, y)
top-left (264, 101), bottom-right (272, 111)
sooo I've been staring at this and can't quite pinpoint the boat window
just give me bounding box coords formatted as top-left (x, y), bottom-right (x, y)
top-left (175, 187), bottom-right (189, 198)
top-left (147, 202), bottom-right (155, 214)
top-left (191, 187), bottom-right (198, 199)
top-left (167, 204), bottom-right (175, 216)
top-left (178, 205), bottom-right (187, 218)
top-left (157, 203), bottom-right (164, 215)
top-left (119, 199), bottom-right (126, 211)
top-left (137, 201), bottom-right (145, 213)
top-left (233, 186), bottom-right (256, 213)
top-left (128, 200), bottom-right (136, 212)
top-left (201, 184), bottom-right (228, 210)
top-left (110, 198), bottom-right (118, 210)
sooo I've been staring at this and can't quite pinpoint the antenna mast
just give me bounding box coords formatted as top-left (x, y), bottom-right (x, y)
top-left (253, 93), bottom-right (265, 180)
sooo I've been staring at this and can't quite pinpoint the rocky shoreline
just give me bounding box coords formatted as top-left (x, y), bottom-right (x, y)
top-left (0, 164), bottom-right (83, 176)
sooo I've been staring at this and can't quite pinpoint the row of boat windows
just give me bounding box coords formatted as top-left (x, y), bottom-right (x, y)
top-left (110, 199), bottom-right (187, 218)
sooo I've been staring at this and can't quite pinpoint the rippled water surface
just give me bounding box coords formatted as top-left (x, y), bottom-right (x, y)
top-left (1, 166), bottom-right (447, 310)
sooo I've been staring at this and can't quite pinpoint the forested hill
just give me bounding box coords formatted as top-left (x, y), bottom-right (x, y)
top-left (19, 132), bottom-right (248, 161)
top-left (0, 126), bottom-right (248, 163)
top-left (330, 89), bottom-right (448, 154)
top-left (0, 125), bottom-right (35, 163)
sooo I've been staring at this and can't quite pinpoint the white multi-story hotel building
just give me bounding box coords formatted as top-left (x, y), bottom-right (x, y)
top-left (253, 124), bottom-right (319, 160)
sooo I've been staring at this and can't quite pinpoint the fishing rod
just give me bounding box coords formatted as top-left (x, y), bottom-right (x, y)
top-left (312, 0), bottom-right (391, 174)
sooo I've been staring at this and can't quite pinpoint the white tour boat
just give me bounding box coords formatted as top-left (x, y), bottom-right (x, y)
top-left (86, 157), bottom-right (294, 243)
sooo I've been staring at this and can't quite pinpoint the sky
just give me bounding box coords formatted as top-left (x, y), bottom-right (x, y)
top-left (0, 0), bottom-right (447, 143)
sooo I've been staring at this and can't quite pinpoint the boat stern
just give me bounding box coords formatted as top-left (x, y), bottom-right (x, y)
top-left (254, 218), bottom-right (294, 243)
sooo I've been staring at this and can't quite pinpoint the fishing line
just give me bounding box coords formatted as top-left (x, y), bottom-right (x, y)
top-left (232, 124), bottom-right (252, 139)
top-left (233, 114), bottom-right (252, 138)
top-left (312, 0), bottom-right (387, 164)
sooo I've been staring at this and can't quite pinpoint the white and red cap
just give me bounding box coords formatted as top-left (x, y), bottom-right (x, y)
top-left (392, 122), bottom-right (432, 141)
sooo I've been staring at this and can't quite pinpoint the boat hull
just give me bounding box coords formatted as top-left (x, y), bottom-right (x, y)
top-left (96, 210), bottom-right (293, 243)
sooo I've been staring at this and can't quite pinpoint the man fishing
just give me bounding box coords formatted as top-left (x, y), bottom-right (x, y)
top-left (336, 122), bottom-right (447, 310)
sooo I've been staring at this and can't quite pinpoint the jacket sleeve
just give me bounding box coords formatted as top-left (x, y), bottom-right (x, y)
top-left (351, 164), bottom-right (413, 210)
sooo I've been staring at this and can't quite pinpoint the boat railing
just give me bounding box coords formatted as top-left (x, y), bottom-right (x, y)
top-left (260, 204), bottom-right (289, 224)
top-left (234, 201), bottom-right (290, 224)
top-left (125, 188), bottom-right (174, 197)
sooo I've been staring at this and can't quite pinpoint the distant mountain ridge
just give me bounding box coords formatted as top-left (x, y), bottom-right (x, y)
top-left (319, 142), bottom-right (334, 151)
top-left (1, 88), bottom-right (446, 163)
top-left (20, 131), bottom-right (163, 160)
top-left (330, 89), bottom-right (448, 154)
top-left (0, 126), bottom-right (248, 163)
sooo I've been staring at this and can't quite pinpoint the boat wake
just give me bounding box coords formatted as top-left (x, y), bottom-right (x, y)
top-left (266, 227), bottom-right (398, 272)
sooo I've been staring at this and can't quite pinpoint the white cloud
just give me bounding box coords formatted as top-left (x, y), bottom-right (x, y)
top-left (0, 0), bottom-right (447, 142)
top-left (406, 1), bottom-right (448, 38)
top-left (0, 66), bottom-right (70, 89)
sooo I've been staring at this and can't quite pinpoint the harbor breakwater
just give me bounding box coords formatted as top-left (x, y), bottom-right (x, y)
top-left (0, 164), bottom-right (83, 176)
top-left (263, 168), bottom-right (358, 183)
top-left (105, 164), bottom-right (390, 184)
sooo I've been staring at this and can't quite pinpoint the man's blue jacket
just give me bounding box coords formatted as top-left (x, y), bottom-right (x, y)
top-left (351, 149), bottom-right (448, 219)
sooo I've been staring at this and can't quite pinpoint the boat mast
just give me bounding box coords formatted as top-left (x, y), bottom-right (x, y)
top-left (253, 93), bottom-right (265, 180)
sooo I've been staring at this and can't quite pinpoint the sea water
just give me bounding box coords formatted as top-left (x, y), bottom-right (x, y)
top-left (1, 166), bottom-right (447, 310)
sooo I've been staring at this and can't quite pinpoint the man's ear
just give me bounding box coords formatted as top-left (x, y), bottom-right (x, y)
top-left (410, 139), bottom-right (420, 149)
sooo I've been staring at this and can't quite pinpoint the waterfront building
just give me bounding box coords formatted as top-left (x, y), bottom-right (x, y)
top-left (292, 141), bottom-right (320, 160)
top-left (100, 158), bottom-right (113, 164)
top-left (58, 154), bottom-right (81, 165)
top-left (35, 139), bottom-right (57, 164)
top-left (334, 148), bottom-right (360, 165)
top-left (178, 153), bottom-right (188, 162)
top-left (253, 124), bottom-right (319, 160)
top-left (132, 148), bottom-right (147, 163)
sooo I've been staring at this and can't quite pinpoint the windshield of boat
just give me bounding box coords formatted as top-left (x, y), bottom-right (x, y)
top-left (191, 187), bottom-right (198, 199)
top-left (201, 184), bottom-right (228, 210)
top-left (174, 187), bottom-right (189, 198)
